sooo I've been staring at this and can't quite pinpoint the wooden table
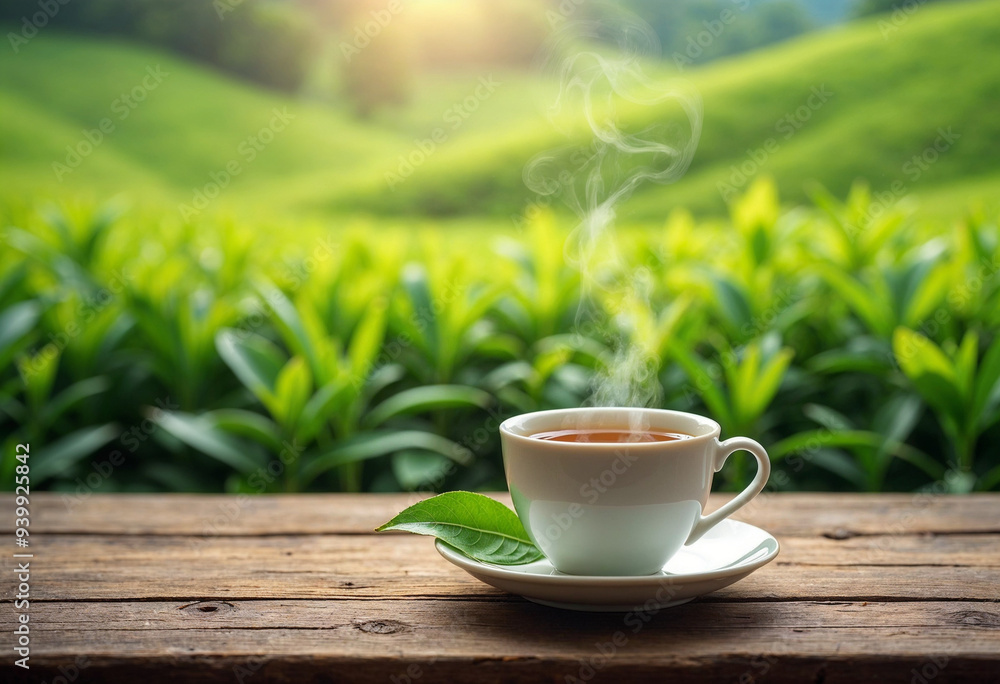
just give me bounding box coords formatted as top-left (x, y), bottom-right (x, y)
top-left (3, 493), bottom-right (999, 683)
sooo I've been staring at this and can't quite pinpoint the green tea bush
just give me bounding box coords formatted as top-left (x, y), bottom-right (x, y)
top-left (2, 178), bottom-right (999, 495)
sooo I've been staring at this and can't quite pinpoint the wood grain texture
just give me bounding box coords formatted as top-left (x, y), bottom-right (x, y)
top-left (0, 493), bottom-right (998, 683)
top-left (9, 600), bottom-right (1000, 684)
top-left (13, 492), bottom-right (1000, 536)
top-left (5, 533), bottom-right (999, 602)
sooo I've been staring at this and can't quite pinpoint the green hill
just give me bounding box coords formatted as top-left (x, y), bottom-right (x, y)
top-left (0, 30), bottom-right (554, 221)
top-left (0, 33), bottom-right (412, 216)
top-left (2, 0), bottom-right (998, 222)
top-left (338, 0), bottom-right (1000, 220)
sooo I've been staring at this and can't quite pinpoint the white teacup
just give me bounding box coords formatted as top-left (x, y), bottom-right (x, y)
top-left (499, 407), bottom-right (770, 576)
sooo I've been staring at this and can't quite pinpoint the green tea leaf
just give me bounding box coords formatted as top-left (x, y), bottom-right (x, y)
top-left (481, 360), bottom-right (534, 394)
top-left (297, 379), bottom-right (353, 443)
top-left (391, 450), bottom-right (452, 491)
top-left (803, 403), bottom-right (854, 431)
top-left (711, 275), bottom-right (753, 335)
top-left (363, 384), bottom-right (492, 429)
top-left (464, 327), bottom-right (523, 360)
top-left (216, 330), bottom-right (285, 404)
top-left (770, 429), bottom-right (882, 460)
top-left (348, 296), bottom-right (388, 384)
top-left (971, 337), bottom-right (1000, 431)
top-left (273, 356), bottom-right (312, 430)
top-left (893, 327), bottom-right (955, 383)
top-left (41, 205), bottom-right (77, 256)
top-left (376, 491), bottom-right (543, 565)
top-left (978, 464), bottom-right (1000, 492)
top-left (536, 333), bottom-right (607, 367)
top-left (256, 280), bottom-right (323, 382)
top-left (209, 409), bottom-right (284, 453)
top-left (32, 424), bottom-right (119, 483)
top-left (39, 376), bottom-right (110, 426)
top-left (668, 340), bottom-right (733, 429)
top-left (0, 263), bottom-right (28, 304)
top-left (728, 342), bottom-right (761, 417)
top-left (18, 347), bottom-right (60, 412)
top-left (151, 410), bottom-right (264, 474)
top-left (809, 447), bottom-right (868, 489)
top-left (808, 336), bottom-right (893, 375)
top-left (533, 346), bottom-right (573, 385)
top-left (952, 331), bottom-right (978, 402)
top-left (362, 363), bottom-right (407, 401)
top-left (300, 430), bottom-right (472, 486)
top-left (909, 373), bottom-right (965, 430)
top-left (872, 393), bottom-right (922, 447)
top-left (400, 264), bottom-right (438, 357)
top-left (820, 266), bottom-right (893, 337)
top-left (902, 262), bottom-right (949, 327)
top-left (0, 301), bottom-right (42, 368)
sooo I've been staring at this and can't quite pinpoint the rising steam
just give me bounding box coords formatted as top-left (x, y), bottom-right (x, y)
top-left (524, 14), bottom-right (703, 414)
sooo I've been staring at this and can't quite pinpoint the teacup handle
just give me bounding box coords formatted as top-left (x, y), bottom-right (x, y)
top-left (685, 437), bottom-right (770, 545)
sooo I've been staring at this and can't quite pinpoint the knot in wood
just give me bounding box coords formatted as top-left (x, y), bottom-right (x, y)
top-left (353, 619), bottom-right (407, 634)
top-left (180, 601), bottom-right (235, 616)
top-left (822, 528), bottom-right (855, 540)
top-left (950, 610), bottom-right (1000, 628)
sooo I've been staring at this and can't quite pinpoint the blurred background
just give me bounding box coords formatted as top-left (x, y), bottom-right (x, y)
top-left (1, 0), bottom-right (998, 497)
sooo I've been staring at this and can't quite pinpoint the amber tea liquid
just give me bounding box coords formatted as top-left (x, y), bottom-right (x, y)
top-left (530, 429), bottom-right (692, 443)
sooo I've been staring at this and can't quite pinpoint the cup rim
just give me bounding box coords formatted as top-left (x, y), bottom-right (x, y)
top-left (499, 407), bottom-right (721, 450)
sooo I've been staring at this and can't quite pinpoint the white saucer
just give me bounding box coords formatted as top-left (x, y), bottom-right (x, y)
top-left (436, 518), bottom-right (778, 612)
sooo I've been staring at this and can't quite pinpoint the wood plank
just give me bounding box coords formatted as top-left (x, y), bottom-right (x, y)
top-left (11, 492), bottom-right (1000, 537)
top-left (3, 493), bottom-right (999, 682)
top-left (4, 601), bottom-right (999, 684)
top-left (777, 533), bottom-right (1000, 567)
top-left (5, 534), bottom-right (999, 602)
